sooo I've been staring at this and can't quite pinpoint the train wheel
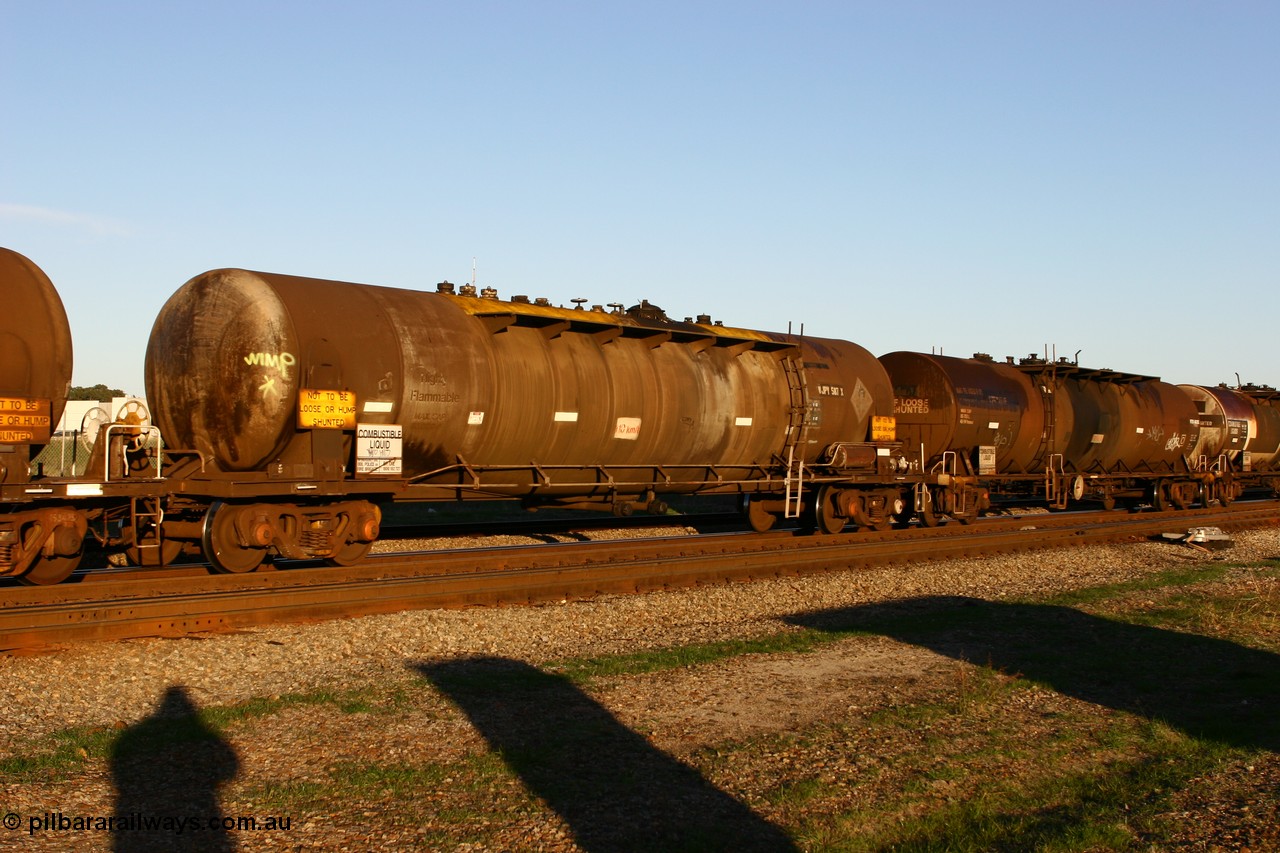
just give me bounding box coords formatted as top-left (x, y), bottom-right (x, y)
top-left (1150, 483), bottom-right (1169, 512)
top-left (744, 497), bottom-right (778, 533)
top-left (17, 553), bottom-right (81, 586)
top-left (201, 502), bottom-right (268, 574)
top-left (326, 539), bottom-right (372, 567)
top-left (815, 486), bottom-right (846, 535)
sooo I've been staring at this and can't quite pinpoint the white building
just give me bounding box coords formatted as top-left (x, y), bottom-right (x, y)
top-left (55, 397), bottom-right (148, 434)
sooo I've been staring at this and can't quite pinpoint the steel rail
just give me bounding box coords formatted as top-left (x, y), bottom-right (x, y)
top-left (1, 504), bottom-right (1276, 653)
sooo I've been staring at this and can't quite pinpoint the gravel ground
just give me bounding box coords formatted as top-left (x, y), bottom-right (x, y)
top-left (3, 525), bottom-right (1276, 752)
top-left (2, 525), bottom-right (1278, 852)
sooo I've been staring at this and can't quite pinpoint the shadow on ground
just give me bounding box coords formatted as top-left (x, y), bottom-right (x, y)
top-left (110, 685), bottom-right (240, 852)
top-left (417, 657), bottom-right (796, 853)
top-left (787, 595), bottom-right (1280, 752)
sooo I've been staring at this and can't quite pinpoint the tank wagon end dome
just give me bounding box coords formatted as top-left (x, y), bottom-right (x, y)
top-left (0, 247), bottom-right (73, 425)
top-left (879, 350), bottom-right (1044, 473)
top-left (145, 268), bottom-right (300, 471)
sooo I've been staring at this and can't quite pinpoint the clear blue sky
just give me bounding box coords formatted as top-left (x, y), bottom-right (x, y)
top-left (4, 1), bottom-right (1277, 395)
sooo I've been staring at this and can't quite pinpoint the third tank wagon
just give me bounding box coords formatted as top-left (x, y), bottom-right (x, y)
top-left (880, 350), bottom-right (1217, 507)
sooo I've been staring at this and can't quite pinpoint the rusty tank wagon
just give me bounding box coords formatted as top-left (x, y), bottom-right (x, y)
top-left (0, 247), bottom-right (73, 482)
top-left (1, 249), bottom-right (173, 584)
top-left (0, 248), bottom-right (90, 584)
top-left (144, 268), bottom-right (900, 571)
top-left (1181, 383), bottom-right (1280, 474)
top-left (880, 351), bottom-right (1225, 513)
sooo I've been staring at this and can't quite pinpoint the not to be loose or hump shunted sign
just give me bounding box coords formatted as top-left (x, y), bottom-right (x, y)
top-left (0, 396), bottom-right (52, 443)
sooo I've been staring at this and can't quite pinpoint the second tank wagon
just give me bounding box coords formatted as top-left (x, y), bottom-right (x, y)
top-left (143, 269), bottom-right (901, 569)
top-left (146, 269), bottom-right (895, 493)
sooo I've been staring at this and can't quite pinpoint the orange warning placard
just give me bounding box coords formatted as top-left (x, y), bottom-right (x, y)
top-left (298, 389), bottom-right (357, 430)
top-left (0, 397), bottom-right (52, 443)
top-left (871, 415), bottom-right (896, 442)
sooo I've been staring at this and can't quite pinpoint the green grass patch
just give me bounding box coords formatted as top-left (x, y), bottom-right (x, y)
top-left (1116, 579), bottom-right (1280, 651)
top-left (1045, 558), bottom-right (1280, 611)
top-left (0, 726), bottom-right (121, 778)
top-left (1038, 562), bottom-right (1241, 608)
top-left (248, 778), bottom-right (329, 810)
top-left (239, 752), bottom-right (527, 827)
top-left (0, 684), bottom-right (413, 783)
top-left (765, 776), bottom-right (826, 807)
top-left (762, 689), bottom-right (1244, 852)
top-left (864, 733), bottom-right (1229, 852)
top-left (547, 629), bottom-right (842, 682)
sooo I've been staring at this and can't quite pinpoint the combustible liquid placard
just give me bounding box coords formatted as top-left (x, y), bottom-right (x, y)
top-left (356, 424), bottom-right (403, 474)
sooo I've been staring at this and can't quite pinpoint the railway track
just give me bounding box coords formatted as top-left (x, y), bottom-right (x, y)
top-left (1, 503), bottom-right (1276, 653)
top-left (0, 510), bottom-right (737, 586)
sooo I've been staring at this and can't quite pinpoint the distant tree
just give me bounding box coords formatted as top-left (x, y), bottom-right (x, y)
top-left (68, 384), bottom-right (126, 401)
